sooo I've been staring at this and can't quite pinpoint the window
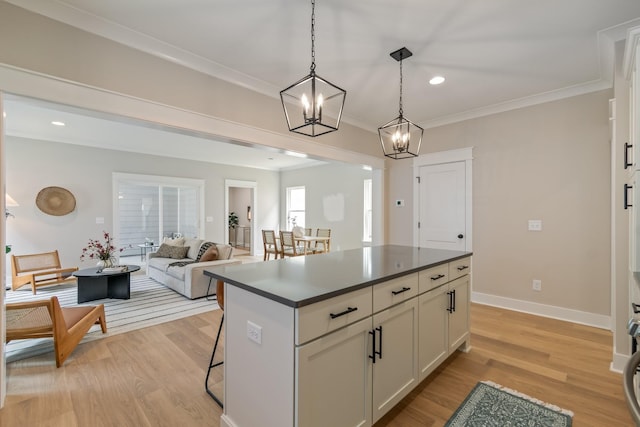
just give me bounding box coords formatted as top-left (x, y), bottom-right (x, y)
top-left (114, 173), bottom-right (204, 256)
top-left (286, 186), bottom-right (305, 229)
top-left (363, 179), bottom-right (372, 242)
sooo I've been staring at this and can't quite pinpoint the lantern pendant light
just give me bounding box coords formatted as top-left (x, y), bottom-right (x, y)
top-left (378, 47), bottom-right (423, 159)
top-left (280, 0), bottom-right (346, 137)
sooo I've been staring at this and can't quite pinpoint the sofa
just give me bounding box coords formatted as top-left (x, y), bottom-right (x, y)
top-left (146, 237), bottom-right (241, 299)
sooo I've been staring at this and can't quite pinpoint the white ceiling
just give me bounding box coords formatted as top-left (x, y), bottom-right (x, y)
top-left (4, 0), bottom-right (640, 168)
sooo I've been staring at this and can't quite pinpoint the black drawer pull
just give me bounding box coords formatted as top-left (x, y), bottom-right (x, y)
top-left (625, 184), bottom-right (633, 210)
top-left (330, 306), bottom-right (358, 319)
top-left (457, 265), bottom-right (469, 271)
top-left (625, 142), bottom-right (633, 169)
top-left (392, 287), bottom-right (411, 295)
top-left (431, 274), bottom-right (445, 281)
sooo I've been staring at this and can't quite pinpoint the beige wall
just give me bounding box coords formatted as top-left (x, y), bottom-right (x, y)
top-left (387, 90), bottom-right (612, 317)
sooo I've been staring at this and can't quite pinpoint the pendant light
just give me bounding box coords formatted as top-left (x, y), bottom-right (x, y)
top-left (280, 0), bottom-right (346, 137)
top-left (378, 47), bottom-right (423, 159)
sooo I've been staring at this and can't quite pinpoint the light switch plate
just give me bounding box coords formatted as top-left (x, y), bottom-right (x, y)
top-left (528, 220), bottom-right (542, 231)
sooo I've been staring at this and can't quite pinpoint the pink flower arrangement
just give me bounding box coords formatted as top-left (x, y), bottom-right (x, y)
top-left (80, 231), bottom-right (125, 261)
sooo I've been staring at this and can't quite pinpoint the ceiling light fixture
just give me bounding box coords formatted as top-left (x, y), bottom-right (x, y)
top-left (51, 121), bottom-right (65, 126)
top-left (429, 76), bottom-right (445, 85)
top-left (378, 47), bottom-right (423, 160)
top-left (280, 0), bottom-right (346, 137)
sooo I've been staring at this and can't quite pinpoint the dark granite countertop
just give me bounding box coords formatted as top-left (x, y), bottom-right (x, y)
top-left (204, 245), bottom-right (472, 308)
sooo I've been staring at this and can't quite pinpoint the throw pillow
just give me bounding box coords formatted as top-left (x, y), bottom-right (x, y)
top-left (163, 236), bottom-right (186, 246)
top-left (155, 243), bottom-right (189, 259)
top-left (199, 245), bottom-right (219, 262)
top-left (183, 238), bottom-right (204, 259)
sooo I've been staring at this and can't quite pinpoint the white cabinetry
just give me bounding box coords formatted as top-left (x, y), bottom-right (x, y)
top-left (372, 297), bottom-right (419, 422)
top-left (418, 284), bottom-right (449, 380)
top-left (296, 317), bottom-right (372, 427)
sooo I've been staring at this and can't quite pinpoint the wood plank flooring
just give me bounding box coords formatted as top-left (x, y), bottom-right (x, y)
top-left (0, 303), bottom-right (633, 426)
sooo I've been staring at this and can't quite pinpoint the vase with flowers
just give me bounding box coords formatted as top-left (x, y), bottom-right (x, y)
top-left (80, 231), bottom-right (126, 269)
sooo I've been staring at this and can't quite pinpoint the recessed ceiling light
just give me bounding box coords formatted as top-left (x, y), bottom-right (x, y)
top-left (284, 150), bottom-right (307, 158)
top-left (429, 76), bottom-right (445, 85)
top-left (51, 121), bottom-right (66, 126)
top-left (362, 165), bottom-right (372, 171)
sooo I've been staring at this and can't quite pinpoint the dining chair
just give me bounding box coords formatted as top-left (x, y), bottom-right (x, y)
top-left (261, 230), bottom-right (280, 261)
top-left (280, 231), bottom-right (303, 257)
top-left (314, 228), bottom-right (331, 254)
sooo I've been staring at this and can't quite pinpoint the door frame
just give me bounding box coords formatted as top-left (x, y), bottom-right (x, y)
top-left (412, 147), bottom-right (473, 251)
top-left (225, 179), bottom-right (257, 256)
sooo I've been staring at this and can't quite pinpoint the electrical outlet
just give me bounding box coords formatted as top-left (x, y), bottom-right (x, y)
top-left (532, 279), bottom-right (542, 291)
top-left (247, 321), bottom-right (262, 344)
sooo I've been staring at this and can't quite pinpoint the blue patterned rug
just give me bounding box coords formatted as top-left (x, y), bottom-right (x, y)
top-left (446, 381), bottom-right (573, 426)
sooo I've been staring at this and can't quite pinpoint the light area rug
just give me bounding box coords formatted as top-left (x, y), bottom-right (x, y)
top-left (4, 275), bottom-right (219, 363)
top-left (445, 381), bottom-right (573, 426)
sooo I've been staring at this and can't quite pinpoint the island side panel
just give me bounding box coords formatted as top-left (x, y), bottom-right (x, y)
top-left (221, 284), bottom-right (295, 427)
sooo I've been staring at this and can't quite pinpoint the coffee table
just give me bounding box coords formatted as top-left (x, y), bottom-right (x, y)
top-left (73, 265), bottom-right (141, 303)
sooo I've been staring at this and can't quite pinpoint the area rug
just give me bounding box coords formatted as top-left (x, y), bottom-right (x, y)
top-left (445, 381), bottom-right (573, 426)
top-left (4, 275), bottom-right (219, 363)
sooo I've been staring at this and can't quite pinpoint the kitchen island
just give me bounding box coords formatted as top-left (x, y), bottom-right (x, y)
top-left (205, 245), bottom-right (472, 427)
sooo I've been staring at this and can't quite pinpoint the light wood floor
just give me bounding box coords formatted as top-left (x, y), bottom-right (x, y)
top-left (0, 303), bottom-right (632, 426)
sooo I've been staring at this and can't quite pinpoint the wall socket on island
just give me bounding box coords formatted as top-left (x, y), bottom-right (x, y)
top-left (532, 279), bottom-right (542, 291)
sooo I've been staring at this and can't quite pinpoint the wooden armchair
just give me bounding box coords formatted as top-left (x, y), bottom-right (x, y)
top-left (280, 231), bottom-right (303, 257)
top-left (11, 250), bottom-right (78, 294)
top-left (5, 296), bottom-right (107, 367)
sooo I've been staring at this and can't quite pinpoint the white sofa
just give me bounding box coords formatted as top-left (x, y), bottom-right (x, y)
top-left (146, 239), bottom-right (241, 299)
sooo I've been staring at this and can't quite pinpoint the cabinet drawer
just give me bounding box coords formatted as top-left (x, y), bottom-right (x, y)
top-left (295, 287), bottom-right (372, 345)
top-left (449, 257), bottom-right (471, 280)
top-left (418, 264), bottom-right (449, 293)
top-left (373, 273), bottom-right (419, 313)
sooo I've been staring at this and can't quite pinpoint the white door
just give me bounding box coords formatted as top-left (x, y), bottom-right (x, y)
top-left (418, 162), bottom-right (466, 250)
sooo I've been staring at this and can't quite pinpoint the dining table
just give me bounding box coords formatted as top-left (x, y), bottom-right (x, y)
top-left (294, 235), bottom-right (331, 255)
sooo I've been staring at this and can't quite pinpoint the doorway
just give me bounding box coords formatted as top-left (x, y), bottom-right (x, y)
top-left (225, 179), bottom-right (257, 256)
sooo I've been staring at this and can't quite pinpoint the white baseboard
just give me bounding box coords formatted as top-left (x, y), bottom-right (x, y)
top-left (611, 351), bottom-right (629, 373)
top-left (471, 292), bottom-right (611, 330)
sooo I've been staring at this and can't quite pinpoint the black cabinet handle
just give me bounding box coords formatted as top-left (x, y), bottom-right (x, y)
top-left (625, 143), bottom-right (633, 169)
top-left (431, 274), bottom-right (445, 281)
top-left (457, 265), bottom-right (469, 271)
top-left (376, 326), bottom-right (382, 360)
top-left (369, 329), bottom-right (376, 363)
top-left (329, 306), bottom-right (358, 319)
top-left (625, 184), bottom-right (633, 210)
top-left (392, 286), bottom-right (411, 295)
top-left (447, 291), bottom-right (453, 313)
top-left (452, 289), bottom-right (456, 313)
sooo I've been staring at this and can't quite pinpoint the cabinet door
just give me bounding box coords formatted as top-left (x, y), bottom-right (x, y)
top-left (371, 298), bottom-right (419, 423)
top-left (296, 317), bottom-right (372, 427)
top-left (448, 276), bottom-right (470, 354)
top-left (418, 284), bottom-right (449, 381)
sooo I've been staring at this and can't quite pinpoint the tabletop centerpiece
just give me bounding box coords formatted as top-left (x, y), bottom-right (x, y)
top-left (80, 231), bottom-right (126, 268)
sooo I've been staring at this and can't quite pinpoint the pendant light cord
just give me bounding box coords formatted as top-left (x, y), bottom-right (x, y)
top-left (399, 57), bottom-right (404, 117)
top-left (310, 0), bottom-right (316, 72)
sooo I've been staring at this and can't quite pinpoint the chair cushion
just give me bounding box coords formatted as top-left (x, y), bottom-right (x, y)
top-left (61, 306), bottom-right (98, 329)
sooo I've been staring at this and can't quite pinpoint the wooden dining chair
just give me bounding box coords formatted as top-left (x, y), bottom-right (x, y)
top-left (5, 296), bottom-right (107, 367)
top-left (314, 228), bottom-right (331, 254)
top-left (261, 230), bottom-right (280, 261)
top-left (279, 231), bottom-right (303, 257)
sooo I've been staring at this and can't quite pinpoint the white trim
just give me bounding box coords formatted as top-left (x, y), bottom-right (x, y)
top-left (0, 92), bottom-right (6, 408)
top-left (0, 64), bottom-right (385, 171)
top-left (611, 352), bottom-right (629, 374)
top-left (472, 291), bottom-right (611, 330)
top-left (624, 26), bottom-right (640, 80)
top-left (225, 180), bottom-right (258, 256)
top-left (412, 148), bottom-right (473, 251)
